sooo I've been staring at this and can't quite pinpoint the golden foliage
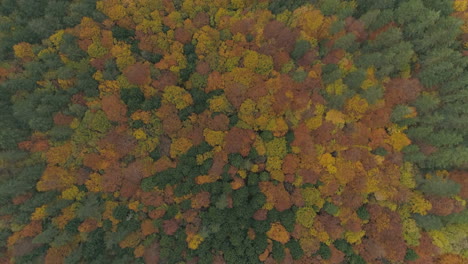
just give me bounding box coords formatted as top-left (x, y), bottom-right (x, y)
top-left (13, 42), bottom-right (35, 59)
top-left (170, 137), bottom-right (193, 158)
top-left (266, 222), bottom-right (290, 244)
top-left (163, 86), bottom-right (194, 110)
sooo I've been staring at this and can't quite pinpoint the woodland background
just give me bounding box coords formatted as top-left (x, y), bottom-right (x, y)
top-left (0, 0), bottom-right (467, 263)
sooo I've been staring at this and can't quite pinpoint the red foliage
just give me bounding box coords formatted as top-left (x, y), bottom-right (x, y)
top-left (195, 61), bottom-right (211, 75)
top-left (259, 181), bottom-right (293, 212)
top-left (427, 196), bottom-right (458, 216)
top-left (449, 171), bottom-right (468, 199)
top-left (317, 214), bottom-right (344, 240)
top-left (102, 165), bottom-right (123, 192)
top-left (292, 123), bottom-right (316, 156)
top-left (163, 219), bottom-right (179, 235)
top-left (345, 17), bottom-right (368, 41)
top-left (191, 191), bottom-right (211, 209)
top-left (363, 205), bottom-right (407, 263)
top-left (224, 127), bottom-right (256, 156)
top-left (101, 95), bottom-right (128, 122)
top-left (253, 209), bottom-right (268, 221)
top-left (174, 28), bottom-right (193, 44)
top-left (143, 242), bottom-right (160, 264)
top-left (123, 63), bottom-right (151, 86)
top-left (385, 78), bottom-right (422, 107)
top-left (263, 21), bottom-right (298, 52)
top-left (412, 232), bottom-right (439, 264)
top-left (53, 113), bottom-right (74, 126)
top-left (231, 19), bottom-right (255, 36)
top-left (193, 12), bottom-right (210, 28)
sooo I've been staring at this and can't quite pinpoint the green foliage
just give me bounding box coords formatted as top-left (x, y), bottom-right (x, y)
top-left (33, 225), bottom-right (60, 244)
top-left (413, 214), bottom-right (444, 231)
top-left (291, 40), bottom-right (311, 61)
top-left (113, 205), bottom-right (130, 221)
top-left (348, 254), bottom-right (367, 264)
top-left (120, 87), bottom-right (145, 113)
top-left (82, 228), bottom-right (106, 262)
top-left (286, 239), bottom-right (304, 260)
top-left (357, 206), bottom-right (370, 221)
top-left (404, 248), bottom-right (419, 261)
top-left (321, 64), bottom-right (342, 84)
top-left (268, 0), bottom-right (310, 14)
top-left (418, 176), bottom-right (461, 197)
top-left (334, 33), bottom-right (358, 52)
top-left (317, 242), bottom-right (331, 260)
top-left (334, 239), bottom-right (354, 256)
top-left (323, 201), bottom-right (339, 215)
top-left (272, 241), bottom-right (285, 261)
top-left (1, 0), bottom-right (468, 262)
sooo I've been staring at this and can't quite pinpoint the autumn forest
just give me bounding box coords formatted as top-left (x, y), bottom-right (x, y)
top-left (0, 0), bottom-right (467, 263)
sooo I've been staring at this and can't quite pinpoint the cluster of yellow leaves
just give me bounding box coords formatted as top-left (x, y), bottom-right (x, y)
top-left (53, 203), bottom-right (78, 229)
top-left (208, 95), bottom-right (232, 113)
top-left (120, 231), bottom-right (142, 249)
top-left (454, 0), bottom-right (468, 12)
top-left (319, 153), bottom-right (337, 174)
top-left (103, 201), bottom-right (120, 227)
top-left (242, 50), bottom-right (273, 75)
top-left (37, 166), bottom-right (76, 191)
top-left (292, 6), bottom-right (327, 42)
top-left (111, 42), bottom-right (136, 70)
top-left (13, 42), bottom-right (35, 59)
top-left (87, 40), bottom-right (108, 58)
top-left (326, 79), bottom-right (346, 95)
top-left (265, 137), bottom-right (287, 158)
top-left (85, 173), bottom-right (103, 192)
top-left (344, 230), bottom-right (366, 244)
top-left (133, 128), bottom-right (147, 140)
top-left (386, 131), bottom-right (412, 151)
top-left (266, 222), bottom-right (290, 244)
top-left (296, 207), bottom-right (316, 228)
top-left (193, 26), bottom-right (220, 57)
top-left (78, 17), bottom-right (101, 39)
top-left (302, 187), bottom-right (325, 209)
top-left (361, 67), bottom-right (378, 90)
top-left (163, 86), bottom-right (193, 110)
top-left (400, 162), bottom-right (416, 189)
top-left (305, 104), bottom-right (325, 130)
top-left (402, 218), bottom-right (421, 246)
top-left (98, 80), bottom-right (120, 95)
top-left (48, 29), bottom-right (64, 47)
top-left (170, 137), bottom-right (193, 158)
top-left (203, 129), bottom-right (225, 147)
top-left (58, 79), bottom-right (75, 90)
top-left (46, 142), bottom-right (72, 165)
top-left (325, 109), bottom-right (346, 125)
top-left (409, 192), bottom-right (432, 215)
top-left (128, 200), bottom-right (140, 212)
top-left (131, 110), bottom-right (152, 124)
top-left (31, 205), bottom-right (48, 221)
top-left (345, 95), bottom-right (369, 117)
top-left (266, 117), bottom-right (289, 137)
top-left (187, 234), bottom-right (204, 250)
top-left (61, 185), bottom-right (85, 200)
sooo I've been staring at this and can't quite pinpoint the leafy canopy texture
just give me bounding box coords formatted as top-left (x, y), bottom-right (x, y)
top-left (0, 0), bottom-right (467, 263)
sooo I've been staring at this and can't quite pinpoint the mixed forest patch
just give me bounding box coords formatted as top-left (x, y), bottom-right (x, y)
top-left (0, 0), bottom-right (467, 263)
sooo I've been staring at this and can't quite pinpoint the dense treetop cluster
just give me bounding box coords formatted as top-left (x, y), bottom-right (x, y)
top-left (0, 0), bottom-right (467, 263)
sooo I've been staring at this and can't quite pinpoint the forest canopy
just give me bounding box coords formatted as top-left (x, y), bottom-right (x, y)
top-left (0, 0), bottom-right (467, 263)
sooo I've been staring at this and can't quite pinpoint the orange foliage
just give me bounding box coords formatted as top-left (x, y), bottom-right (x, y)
top-left (266, 222), bottom-right (290, 244)
top-left (101, 95), bottom-right (128, 122)
top-left (37, 166), bottom-right (75, 191)
top-left (123, 62), bottom-right (151, 86)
